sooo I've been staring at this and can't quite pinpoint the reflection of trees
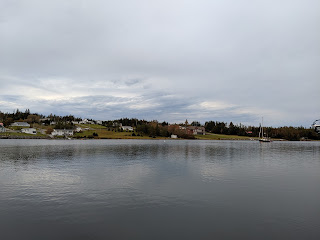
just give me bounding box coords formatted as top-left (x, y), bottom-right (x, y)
top-left (0, 144), bottom-right (78, 166)
top-left (0, 141), bottom-right (238, 168)
top-left (1, 145), bottom-right (39, 164)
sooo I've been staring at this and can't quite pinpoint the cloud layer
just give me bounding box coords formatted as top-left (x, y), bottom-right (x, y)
top-left (1, 0), bottom-right (319, 126)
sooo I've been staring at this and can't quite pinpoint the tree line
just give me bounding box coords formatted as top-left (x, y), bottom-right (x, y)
top-left (204, 121), bottom-right (320, 141)
top-left (1, 109), bottom-right (319, 140)
top-left (0, 109), bottom-right (79, 129)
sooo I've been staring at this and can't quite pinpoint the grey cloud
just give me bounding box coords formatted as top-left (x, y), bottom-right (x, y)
top-left (124, 78), bottom-right (144, 86)
top-left (0, 0), bottom-right (319, 126)
top-left (0, 92), bottom-right (262, 125)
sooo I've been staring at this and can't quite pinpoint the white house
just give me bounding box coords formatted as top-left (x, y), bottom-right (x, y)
top-left (75, 126), bottom-right (83, 132)
top-left (21, 128), bottom-right (37, 134)
top-left (0, 123), bottom-right (5, 132)
top-left (121, 126), bottom-right (134, 131)
top-left (40, 118), bottom-right (50, 122)
top-left (95, 120), bottom-right (103, 125)
top-left (11, 122), bottom-right (30, 127)
top-left (51, 129), bottom-right (74, 136)
top-left (79, 119), bottom-right (94, 124)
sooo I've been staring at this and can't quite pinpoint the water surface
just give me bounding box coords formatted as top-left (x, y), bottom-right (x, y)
top-left (0, 139), bottom-right (320, 239)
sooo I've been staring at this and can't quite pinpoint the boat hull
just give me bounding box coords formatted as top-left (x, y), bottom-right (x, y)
top-left (259, 138), bottom-right (271, 142)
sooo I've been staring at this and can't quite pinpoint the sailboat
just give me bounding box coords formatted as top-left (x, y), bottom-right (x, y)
top-left (259, 117), bottom-right (271, 142)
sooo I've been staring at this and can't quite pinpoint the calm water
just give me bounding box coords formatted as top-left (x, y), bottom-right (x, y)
top-left (0, 139), bottom-right (320, 240)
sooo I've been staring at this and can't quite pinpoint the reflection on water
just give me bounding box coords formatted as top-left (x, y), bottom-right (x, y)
top-left (0, 139), bottom-right (320, 240)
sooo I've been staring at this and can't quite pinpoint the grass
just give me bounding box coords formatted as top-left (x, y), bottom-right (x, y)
top-left (195, 133), bottom-right (256, 140)
top-left (74, 129), bottom-right (167, 139)
top-left (1, 126), bottom-right (261, 141)
top-left (0, 132), bottom-right (47, 137)
top-left (74, 129), bottom-right (255, 140)
top-left (77, 124), bottom-right (107, 129)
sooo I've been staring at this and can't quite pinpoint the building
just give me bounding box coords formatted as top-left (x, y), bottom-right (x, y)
top-left (21, 128), bottom-right (37, 134)
top-left (79, 119), bottom-right (94, 124)
top-left (187, 126), bottom-right (206, 135)
top-left (75, 126), bottom-right (83, 132)
top-left (96, 120), bottom-right (103, 125)
top-left (0, 123), bottom-right (5, 132)
top-left (40, 118), bottom-right (50, 122)
top-left (51, 129), bottom-right (74, 136)
top-left (179, 126), bottom-right (186, 130)
top-left (11, 122), bottom-right (30, 127)
top-left (121, 126), bottom-right (134, 131)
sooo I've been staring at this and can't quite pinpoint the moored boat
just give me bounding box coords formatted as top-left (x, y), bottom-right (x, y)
top-left (259, 117), bottom-right (271, 142)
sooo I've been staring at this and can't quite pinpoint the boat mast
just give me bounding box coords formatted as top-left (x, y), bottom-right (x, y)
top-left (259, 123), bottom-right (261, 138)
top-left (261, 117), bottom-right (264, 138)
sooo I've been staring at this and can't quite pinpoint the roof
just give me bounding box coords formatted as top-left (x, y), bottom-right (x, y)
top-left (53, 129), bottom-right (74, 131)
top-left (11, 122), bottom-right (30, 126)
top-left (187, 126), bottom-right (205, 130)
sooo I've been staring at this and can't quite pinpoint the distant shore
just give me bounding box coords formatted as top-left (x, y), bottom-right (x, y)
top-left (1, 134), bottom-right (316, 141)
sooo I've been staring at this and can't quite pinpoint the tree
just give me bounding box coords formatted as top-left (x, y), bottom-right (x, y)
top-left (46, 127), bottom-right (53, 134)
top-left (27, 114), bottom-right (40, 124)
top-left (4, 117), bottom-right (14, 127)
top-left (205, 121), bottom-right (216, 132)
top-left (228, 122), bottom-right (236, 135)
top-left (191, 121), bottom-right (201, 126)
top-left (161, 121), bottom-right (168, 126)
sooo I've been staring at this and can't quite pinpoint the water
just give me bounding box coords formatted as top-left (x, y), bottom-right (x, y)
top-left (0, 139), bottom-right (319, 240)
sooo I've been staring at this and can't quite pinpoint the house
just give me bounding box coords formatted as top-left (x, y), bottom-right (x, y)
top-left (178, 125), bottom-right (205, 135)
top-left (51, 129), bottom-right (74, 136)
top-left (40, 118), bottom-right (50, 122)
top-left (75, 126), bottom-right (83, 132)
top-left (79, 119), bottom-right (94, 124)
top-left (39, 118), bottom-right (51, 125)
top-left (187, 126), bottom-right (206, 135)
top-left (0, 123), bottom-right (5, 132)
top-left (95, 120), bottom-right (103, 125)
top-left (21, 128), bottom-right (37, 134)
top-left (121, 126), bottom-right (134, 131)
top-left (11, 122), bottom-right (30, 127)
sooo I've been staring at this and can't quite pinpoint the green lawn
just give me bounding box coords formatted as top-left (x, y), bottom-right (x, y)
top-left (74, 129), bottom-right (167, 139)
top-left (75, 130), bottom-right (256, 140)
top-left (196, 133), bottom-right (256, 140)
top-left (77, 124), bottom-right (107, 129)
top-left (1, 128), bottom-right (259, 141)
top-left (0, 132), bottom-right (47, 137)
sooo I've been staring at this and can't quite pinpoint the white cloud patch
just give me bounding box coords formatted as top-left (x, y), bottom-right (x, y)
top-left (198, 101), bottom-right (235, 110)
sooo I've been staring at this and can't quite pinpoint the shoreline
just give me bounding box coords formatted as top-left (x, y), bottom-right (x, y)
top-left (0, 135), bottom-right (318, 141)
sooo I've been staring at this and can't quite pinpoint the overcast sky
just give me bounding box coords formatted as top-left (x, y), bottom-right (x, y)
top-left (0, 0), bottom-right (319, 126)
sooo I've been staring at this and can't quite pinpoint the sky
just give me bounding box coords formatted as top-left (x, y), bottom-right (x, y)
top-left (0, 0), bottom-right (319, 127)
